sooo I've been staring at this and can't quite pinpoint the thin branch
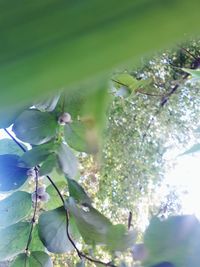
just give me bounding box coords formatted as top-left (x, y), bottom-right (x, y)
top-left (25, 167), bottom-right (39, 251)
top-left (112, 79), bottom-right (162, 97)
top-left (180, 47), bottom-right (199, 60)
top-left (128, 211), bottom-right (133, 230)
top-left (3, 128), bottom-right (26, 152)
top-left (46, 175), bottom-right (65, 204)
top-left (4, 129), bottom-right (117, 267)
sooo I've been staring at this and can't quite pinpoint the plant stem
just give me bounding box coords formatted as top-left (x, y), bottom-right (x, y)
top-left (4, 129), bottom-right (117, 267)
top-left (25, 167), bottom-right (39, 266)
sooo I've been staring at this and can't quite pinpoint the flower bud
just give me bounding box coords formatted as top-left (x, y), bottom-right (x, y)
top-left (58, 112), bottom-right (72, 125)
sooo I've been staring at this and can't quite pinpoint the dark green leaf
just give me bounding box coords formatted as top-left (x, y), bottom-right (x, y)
top-left (68, 198), bottom-right (135, 250)
top-left (12, 110), bottom-right (57, 145)
top-left (39, 153), bottom-right (57, 176)
top-left (67, 198), bottom-right (112, 245)
top-left (143, 215), bottom-right (200, 267)
top-left (20, 142), bottom-right (56, 168)
top-left (38, 206), bottom-right (78, 253)
top-left (0, 222), bottom-right (30, 261)
top-left (0, 191), bottom-right (32, 228)
top-left (0, 154), bottom-right (29, 192)
top-left (10, 251), bottom-right (53, 267)
top-left (29, 225), bottom-right (45, 252)
top-left (45, 181), bottom-right (67, 210)
top-left (57, 143), bottom-right (78, 179)
top-left (0, 138), bottom-right (26, 156)
top-left (64, 121), bottom-right (90, 153)
top-left (67, 178), bottom-right (92, 205)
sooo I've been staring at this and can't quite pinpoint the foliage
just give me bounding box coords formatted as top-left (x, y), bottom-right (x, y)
top-left (1, 14), bottom-right (200, 265)
top-left (1, 0), bottom-right (200, 112)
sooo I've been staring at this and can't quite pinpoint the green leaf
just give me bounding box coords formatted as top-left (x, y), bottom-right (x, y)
top-left (38, 206), bottom-right (78, 253)
top-left (1, 0), bottom-right (200, 111)
top-left (39, 153), bottom-right (57, 176)
top-left (0, 154), bottom-right (29, 192)
top-left (114, 73), bottom-right (141, 92)
top-left (67, 178), bottom-right (92, 205)
top-left (0, 138), bottom-right (26, 156)
top-left (34, 93), bottom-right (60, 112)
top-left (68, 198), bottom-right (135, 250)
top-left (20, 142), bottom-right (56, 168)
top-left (12, 109), bottom-right (57, 145)
top-left (67, 198), bottom-right (112, 245)
top-left (64, 121), bottom-right (90, 153)
top-left (57, 143), bottom-right (78, 179)
top-left (182, 68), bottom-right (200, 79)
top-left (0, 191), bottom-right (32, 228)
top-left (10, 251), bottom-right (53, 267)
top-left (0, 222), bottom-right (30, 261)
top-left (181, 143), bottom-right (200, 156)
top-left (0, 105), bottom-right (27, 129)
top-left (29, 225), bottom-right (45, 252)
top-left (45, 181), bottom-right (67, 210)
top-left (143, 215), bottom-right (200, 267)
top-left (106, 224), bottom-right (136, 251)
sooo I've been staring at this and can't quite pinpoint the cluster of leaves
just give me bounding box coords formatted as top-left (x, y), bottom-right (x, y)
top-left (0, 88), bottom-right (137, 267)
top-left (1, 41), bottom-right (200, 267)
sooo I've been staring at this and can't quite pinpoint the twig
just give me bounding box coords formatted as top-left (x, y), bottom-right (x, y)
top-left (25, 167), bottom-right (39, 265)
top-left (128, 211), bottom-right (133, 230)
top-left (180, 47), bottom-right (199, 60)
top-left (112, 79), bottom-right (161, 97)
top-left (3, 128), bottom-right (26, 152)
top-left (4, 129), bottom-right (117, 267)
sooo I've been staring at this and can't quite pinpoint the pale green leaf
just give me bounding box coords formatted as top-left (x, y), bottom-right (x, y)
top-left (10, 251), bottom-right (53, 267)
top-left (0, 191), bottom-right (32, 228)
top-left (0, 222), bottom-right (30, 261)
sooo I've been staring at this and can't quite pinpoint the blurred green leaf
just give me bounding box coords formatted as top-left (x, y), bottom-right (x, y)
top-left (0, 191), bottom-right (32, 228)
top-left (12, 110), bottom-right (58, 145)
top-left (0, 222), bottom-right (30, 261)
top-left (143, 215), bottom-right (200, 267)
top-left (0, 154), bottom-right (29, 192)
top-left (182, 68), bottom-right (200, 79)
top-left (10, 251), bottom-right (53, 267)
top-left (1, 0), bottom-right (200, 110)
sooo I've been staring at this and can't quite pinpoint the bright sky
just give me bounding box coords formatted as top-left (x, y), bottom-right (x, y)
top-left (165, 153), bottom-right (200, 219)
